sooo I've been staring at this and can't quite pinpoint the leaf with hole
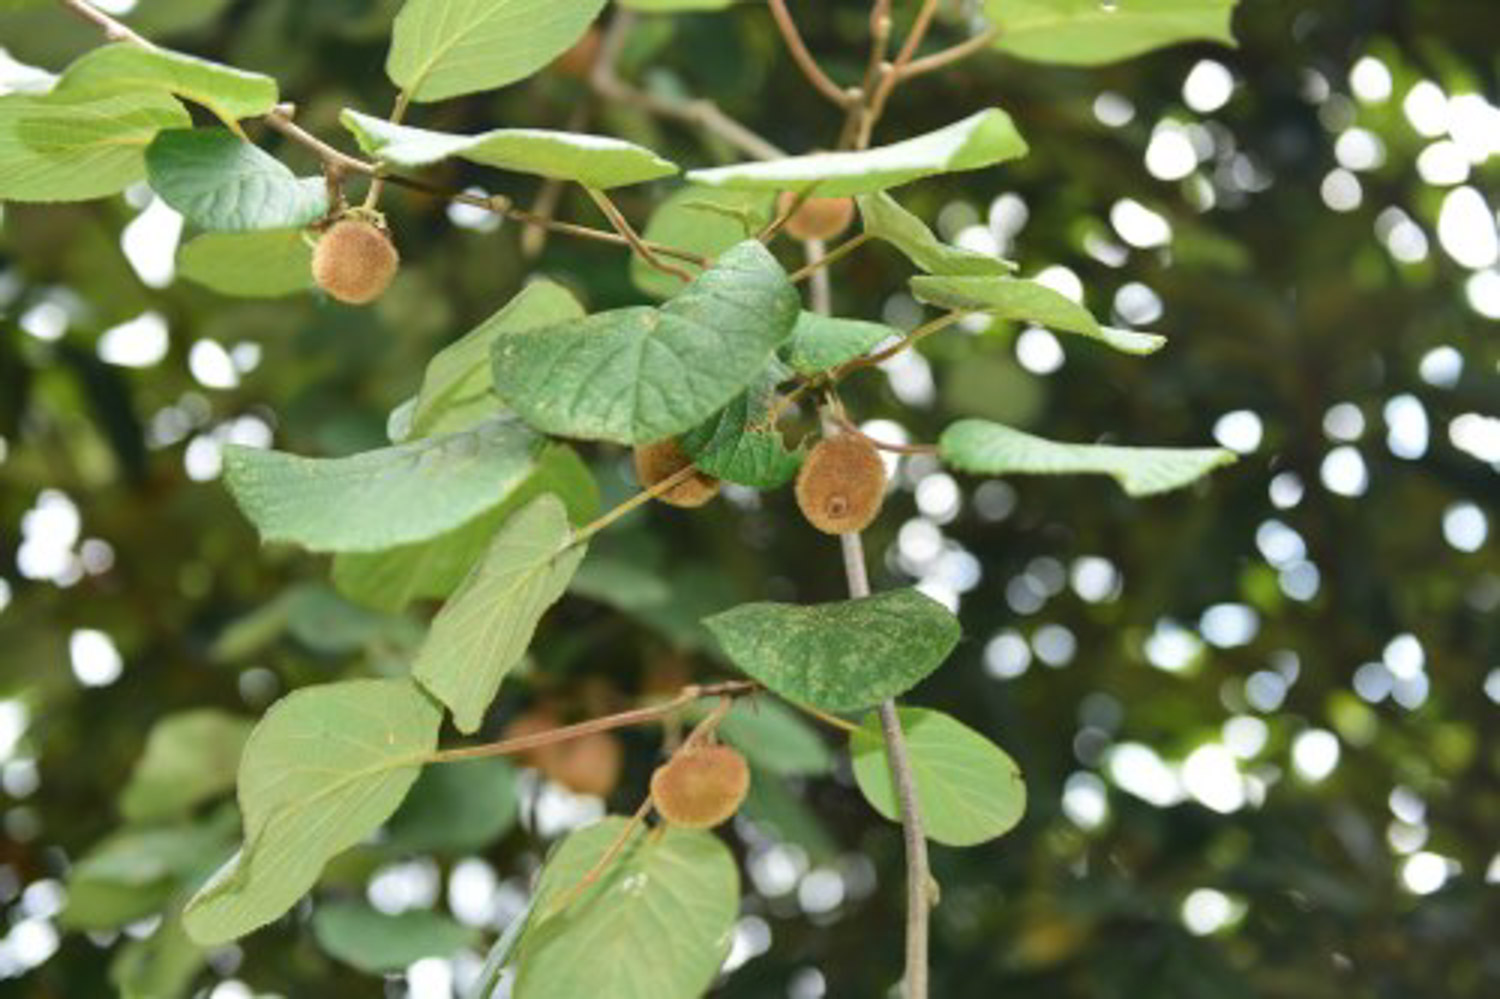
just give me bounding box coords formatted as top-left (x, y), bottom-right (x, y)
top-left (858, 192), bottom-right (1015, 276)
top-left (313, 902), bottom-right (477, 974)
top-left (183, 678), bottom-right (440, 944)
top-left (57, 42), bottom-right (278, 126)
top-left (850, 707), bottom-right (1026, 847)
top-left (986, 0), bottom-right (1239, 66)
top-left (687, 109), bottom-right (1027, 196)
top-left (911, 274), bottom-right (1166, 355)
top-left (513, 818), bottom-right (738, 999)
top-left (223, 416), bottom-right (543, 553)
top-left (940, 419), bottom-right (1236, 496)
top-left (146, 128), bottom-right (328, 232)
top-left (492, 240), bottom-right (800, 444)
top-left (705, 589), bottom-right (961, 713)
top-left (387, 0), bottom-right (609, 103)
top-left (0, 88), bottom-right (189, 202)
top-left (341, 109), bottom-right (676, 189)
top-left (413, 495), bottom-right (587, 734)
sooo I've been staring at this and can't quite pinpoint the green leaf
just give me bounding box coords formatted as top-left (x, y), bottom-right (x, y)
top-left (850, 707), bottom-right (1026, 847)
top-left (492, 240), bottom-right (800, 445)
top-left (783, 311), bottom-right (895, 377)
top-left (331, 444), bottom-right (598, 614)
top-left (687, 109), bottom-right (1028, 196)
top-left (313, 902), bottom-right (477, 974)
top-left (341, 109), bottom-right (676, 189)
top-left (120, 709), bottom-right (254, 824)
top-left (109, 910), bottom-right (205, 999)
top-left (386, 758), bottom-right (518, 854)
top-left (939, 419), bottom-right (1237, 497)
top-left (64, 814), bottom-right (238, 931)
top-left (986, 0), bottom-right (1239, 66)
top-left (56, 42), bottom-right (278, 126)
top-left (619, 0), bottom-right (734, 10)
top-left (388, 0), bottom-right (609, 103)
top-left (710, 698), bottom-right (833, 777)
top-left (399, 280), bottom-right (586, 443)
top-left (0, 88), bottom-right (189, 202)
top-left (413, 495), bottom-right (587, 734)
top-left (177, 228), bottom-right (314, 298)
top-left (857, 192), bottom-right (1015, 276)
top-left (632, 185), bottom-right (775, 299)
top-left (910, 274), bottom-right (1166, 355)
top-left (568, 557), bottom-right (673, 612)
top-left (146, 128), bottom-right (328, 232)
top-left (184, 678), bottom-right (441, 944)
top-left (705, 589), bottom-right (961, 713)
top-left (514, 818), bottom-right (738, 999)
top-left (679, 370), bottom-right (803, 489)
top-left (222, 417), bottom-right (542, 553)
top-left (740, 766), bottom-right (839, 864)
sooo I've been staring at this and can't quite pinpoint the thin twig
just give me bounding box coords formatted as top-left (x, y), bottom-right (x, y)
top-left (766, 0), bottom-right (853, 108)
top-left (592, 10), bottom-right (786, 161)
top-left (58, 0), bottom-right (153, 46)
top-left (549, 796), bottom-right (654, 916)
top-left (362, 90), bottom-right (411, 210)
top-left (900, 25), bottom-right (1002, 80)
top-left (833, 310), bottom-right (967, 378)
top-left (788, 232), bottom-right (872, 283)
top-left (829, 412), bottom-right (937, 455)
top-left (586, 187), bottom-right (694, 282)
top-left (570, 464), bottom-right (700, 548)
top-left (427, 681), bottom-right (758, 765)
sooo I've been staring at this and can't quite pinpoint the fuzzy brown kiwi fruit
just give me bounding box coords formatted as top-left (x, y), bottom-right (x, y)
top-left (546, 732), bottom-right (624, 798)
top-left (778, 191), bottom-right (856, 242)
top-left (633, 438), bottom-right (721, 508)
top-left (650, 744), bottom-right (751, 829)
top-left (795, 433), bottom-right (886, 534)
top-left (552, 26), bottom-right (601, 79)
top-left (312, 216), bottom-right (399, 305)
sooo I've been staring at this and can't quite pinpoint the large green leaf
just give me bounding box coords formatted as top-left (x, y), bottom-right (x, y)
top-left (704, 589), bottom-right (961, 713)
top-left (940, 419), bottom-right (1236, 497)
top-left (679, 369), bottom-right (804, 489)
top-left (313, 902), bottom-right (477, 974)
top-left (222, 417), bottom-right (542, 553)
top-left (514, 818), bottom-right (738, 999)
top-left (492, 240), bottom-right (800, 445)
top-left (413, 495), bottom-right (587, 734)
top-left (56, 43), bottom-right (278, 126)
top-left (399, 279), bottom-right (585, 443)
top-left (184, 679), bottom-right (441, 944)
top-left (385, 758), bottom-right (518, 854)
top-left (146, 128), bottom-right (328, 232)
top-left (850, 707), bottom-right (1026, 847)
top-left (986, 0), bottom-right (1239, 66)
top-left (0, 88), bottom-right (189, 202)
top-left (387, 0), bottom-right (609, 103)
top-left (858, 192), bottom-right (1015, 277)
top-left (686, 109), bottom-right (1028, 196)
top-left (331, 444), bottom-right (597, 614)
top-left (911, 274), bottom-right (1166, 355)
top-left (120, 709), bottom-right (254, 823)
top-left (783, 311), bottom-right (895, 376)
top-left (177, 228), bottom-right (314, 298)
top-left (341, 109), bottom-right (676, 189)
top-left (631, 185), bottom-right (775, 299)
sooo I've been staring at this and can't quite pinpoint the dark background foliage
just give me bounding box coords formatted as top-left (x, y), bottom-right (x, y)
top-left (1, 0), bottom-right (1496, 996)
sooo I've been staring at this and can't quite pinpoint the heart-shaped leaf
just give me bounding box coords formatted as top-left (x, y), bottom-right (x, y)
top-left (146, 128), bottom-right (328, 232)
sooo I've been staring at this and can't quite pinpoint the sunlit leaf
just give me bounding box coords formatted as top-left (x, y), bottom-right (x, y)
top-left (986, 0), bottom-right (1239, 66)
top-left (939, 419), bottom-right (1236, 496)
top-left (57, 43), bottom-right (278, 125)
top-left (850, 707), bottom-right (1026, 847)
top-left (705, 589), bottom-right (961, 713)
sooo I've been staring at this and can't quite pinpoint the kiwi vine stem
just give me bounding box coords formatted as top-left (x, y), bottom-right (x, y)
top-left (767, 0), bottom-right (855, 109)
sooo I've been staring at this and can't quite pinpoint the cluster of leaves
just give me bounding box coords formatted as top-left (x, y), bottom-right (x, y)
top-left (0, 0), bottom-right (1356, 996)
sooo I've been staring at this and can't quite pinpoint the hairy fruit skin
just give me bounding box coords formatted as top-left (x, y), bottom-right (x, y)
top-left (796, 433), bottom-right (886, 534)
top-left (778, 192), bottom-right (856, 242)
top-left (501, 712), bottom-right (624, 798)
top-left (633, 438), bottom-right (721, 508)
top-left (650, 744), bottom-right (751, 829)
top-left (312, 218), bottom-right (399, 305)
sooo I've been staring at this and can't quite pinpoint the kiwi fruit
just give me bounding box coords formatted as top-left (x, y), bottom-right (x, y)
top-left (633, 438), bottom-right (721, 508)
top-left (650, 744), bottom-right (751, 829)
top-left (312, 216), bottom-right (399, 305)
top-left (795, 433), bottom-right (886, 534)
top-left (502, 711), bottom-right (623, 798)
top-left (778, 191), bottom-right (856, 242)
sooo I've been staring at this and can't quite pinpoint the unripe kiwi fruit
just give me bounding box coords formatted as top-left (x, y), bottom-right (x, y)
top-left (778, 191), bottom-right (856, 242)
top-left (795, 433), bottom-right (886, 534)
top-left (633, 438), bottom-right (721, 508)
top-left (312, 216), bottom-right (399, 305)
top-left (650, 744), bottom-right (750, 829)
